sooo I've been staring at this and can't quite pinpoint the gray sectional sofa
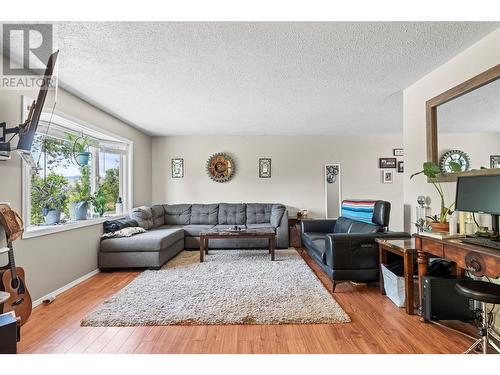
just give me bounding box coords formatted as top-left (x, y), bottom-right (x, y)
top-left (99, 203), bottom-right (289, 270)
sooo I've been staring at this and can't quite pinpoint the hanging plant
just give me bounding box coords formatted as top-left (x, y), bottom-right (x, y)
top-left (66, 133), bottom-right (95, 166)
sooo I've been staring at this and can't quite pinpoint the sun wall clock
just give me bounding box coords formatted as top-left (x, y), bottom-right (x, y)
top-left (439, 150), bottom-right (470, 173)
top-left (206, 152), bottom-right (235, 182)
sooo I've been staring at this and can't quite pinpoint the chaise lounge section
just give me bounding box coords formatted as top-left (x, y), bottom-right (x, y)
top-left (99, 203), bottom-right (288, 269)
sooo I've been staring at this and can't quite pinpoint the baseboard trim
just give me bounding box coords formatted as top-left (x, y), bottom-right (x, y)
top-left (32, 269), bottom-right (100, 308)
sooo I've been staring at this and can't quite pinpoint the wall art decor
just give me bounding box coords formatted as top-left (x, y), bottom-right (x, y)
top-left (439, 150), bottom-right (470, 173)
top-left (382, 170), bottom-right (394, 184)
top-left (393, 148), bottom-right (404, 156)
top-left (379, 158), bottom-right (397, 169)
top-left (397, 161), bottom-right (404, 173)
top-left (490, 155), bottom-right (500, 169)
top-left (171, 158), bottom-right (184, 178)
top-left (259, 158), bottom-right (272, 178)
top-left (325, 164), bottom-right (339, 184)
top-left (206, 152), bottom-right (235, 182)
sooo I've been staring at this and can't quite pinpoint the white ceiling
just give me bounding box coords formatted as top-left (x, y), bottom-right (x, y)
top-left (16, 22), bottom-right (500, 135)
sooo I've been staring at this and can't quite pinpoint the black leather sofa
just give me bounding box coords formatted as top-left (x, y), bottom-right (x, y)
top-left (301, 200), bottom-right (410, 291)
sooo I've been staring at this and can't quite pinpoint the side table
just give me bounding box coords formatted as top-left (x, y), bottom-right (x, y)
top-left (288, 217), bottom-right (313, 249)
top-left (376, 238), bottom-right (417, 315)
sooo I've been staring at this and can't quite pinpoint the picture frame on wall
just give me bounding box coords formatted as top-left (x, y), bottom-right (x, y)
top-left (397, 161), bottom-right (404, 173)
top-left (490, 155), bottom-right (500, 169)
top-left (382, 170), bottom-right (394, 184)
top-left (393, 148), bottom-right (404, 156)
top-left (171, 158), bottom-right (184, 178)
top-left (259, 158), bottom-right (272, 178)
top-left (379, 157), bottom-right (397, 168)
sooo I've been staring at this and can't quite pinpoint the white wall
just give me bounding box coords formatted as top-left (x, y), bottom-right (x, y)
top-left (152, 135), bottom-right (404, 231)
top-left (0, 80), bottom-right (152, 301)
top-left (403, 28), bottom-right (500, 231)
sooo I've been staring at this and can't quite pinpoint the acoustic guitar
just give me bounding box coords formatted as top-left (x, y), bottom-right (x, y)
top-left (0, 242), bottom-right (32, 325)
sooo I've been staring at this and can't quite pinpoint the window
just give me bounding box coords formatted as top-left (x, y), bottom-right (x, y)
top-left (22, 100), bottom-right (132, 236)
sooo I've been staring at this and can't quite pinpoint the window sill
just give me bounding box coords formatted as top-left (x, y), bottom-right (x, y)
top-left (22, 214), bottom-right (127, 239)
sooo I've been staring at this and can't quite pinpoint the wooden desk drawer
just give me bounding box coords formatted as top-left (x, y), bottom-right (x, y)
top-left (422, 239), bottom-right (444, 257)
top-left (444, 245), bottom-right (467, 269)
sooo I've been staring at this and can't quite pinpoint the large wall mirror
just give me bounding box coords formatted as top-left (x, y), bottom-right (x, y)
top-left (426, 64), bottom-right (500, 182)
top-left (324, 163), bottom-right (342, 218)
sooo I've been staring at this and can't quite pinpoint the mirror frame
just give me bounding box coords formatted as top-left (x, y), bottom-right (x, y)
top-left (426, 64), bottom-right (500, 182)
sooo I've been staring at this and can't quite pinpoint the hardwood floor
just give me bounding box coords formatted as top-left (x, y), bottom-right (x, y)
top-left (18, 249), bottom-right (472, 354)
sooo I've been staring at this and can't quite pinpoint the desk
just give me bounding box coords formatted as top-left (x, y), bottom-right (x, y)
top-left (414, 234), bottom-right (500, 321)
top-left (376, 238), bottom-right (417, 315)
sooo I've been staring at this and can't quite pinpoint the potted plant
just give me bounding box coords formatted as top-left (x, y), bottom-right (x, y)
top-left (32, 177), bottom-right (68, 225)
top-left (67, 133), bottom-right (94, 166)
top-left (410, 162), bottom-right (460, 233)
top-left (92, 187), bottom-right (107, 217)
top-left (68, 166), bottom-right (92, 221)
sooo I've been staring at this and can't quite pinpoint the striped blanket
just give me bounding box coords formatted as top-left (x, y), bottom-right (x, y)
top-left (340, 200), bottom-right (379, 224)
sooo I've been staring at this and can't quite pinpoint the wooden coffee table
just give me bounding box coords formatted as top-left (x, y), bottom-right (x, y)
top-left (199, 228), bottom-right (277, 262)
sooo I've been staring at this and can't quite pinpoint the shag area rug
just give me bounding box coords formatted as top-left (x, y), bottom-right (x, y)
top-left (81, 249), bottom-right (350, 326)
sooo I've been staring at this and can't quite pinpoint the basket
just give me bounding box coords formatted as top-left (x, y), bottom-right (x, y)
top-left (381, 263), bottom-right (408, 308)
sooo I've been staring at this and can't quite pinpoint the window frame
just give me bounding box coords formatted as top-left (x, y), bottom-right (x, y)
top-left (21, 96), bottom-right (133, 239)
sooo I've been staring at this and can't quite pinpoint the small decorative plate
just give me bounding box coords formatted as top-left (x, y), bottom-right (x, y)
top-left (439, 150), bottom-right (470, 173)
top-left (206, 152), bottom-right (235, 182)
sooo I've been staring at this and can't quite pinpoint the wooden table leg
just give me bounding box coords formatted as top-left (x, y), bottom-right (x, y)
top-left (205, 238), bottom-right (209, 255)
top-left (379, 244), bottom-right (387, 295)
top-left (199, 236), bottom-right (204, 262)
top-left (404, 252), bottom-right (415, 315)
top-left (417, 251), bottom-right (429, 321)
top-left (270, 236), bottom-right (276, 261)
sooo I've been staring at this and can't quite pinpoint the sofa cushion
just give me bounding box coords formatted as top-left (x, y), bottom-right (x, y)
top-left (246, 223), bottom-right (275, 232)
top-left (151, 205), bottom-right (165, 227)
top-left (333, 216), bottom-right (380, 234)
top-left (190, 204), bottom-right (218, 225)
top-left (218, 203), bottom-right (246, 225)
top-left (246, 203), bottom-right (273, 224)
top-left (100, 227), bottom-right (184, 253)
top-left (349, 220), bottom-right (379, 234)
top-left (333, 217), bottom-right (352, 233)
top-left (302, 232), bottom-right (327, 244)
top-left (164, 204), bottom-right (191, 225)
top-left (130, 206), bottom-right (154, 230)
top-left (270, 204), bottom-right (286, 227)
top-left (183, 224), bottom-right (215, 237)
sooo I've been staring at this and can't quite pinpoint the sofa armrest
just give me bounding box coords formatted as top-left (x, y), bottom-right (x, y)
top-left (275, 210), bottom-right (289, 248)
top-left (301, 219), bottom-right (337, 234)
top-left (325, 232), bottom-right (410, 269)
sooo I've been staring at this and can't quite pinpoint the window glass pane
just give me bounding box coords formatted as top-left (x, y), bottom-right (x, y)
top-left (97, 151), bottom-right (121, 213)
top-left (30, 133), bottom-right (84, 225)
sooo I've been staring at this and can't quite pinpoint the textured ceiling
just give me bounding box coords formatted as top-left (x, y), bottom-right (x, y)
top-left (12, 22), bottom-right (500, 135)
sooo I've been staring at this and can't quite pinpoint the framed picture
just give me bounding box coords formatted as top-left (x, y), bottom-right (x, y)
top-left (259, 158), bottom-right (271, 178)
top-left (490, 155), bottom-right (500, 169)
top-left (382, 170), bottom-right (394, 184)
top-left (397, 161), bottom-right (404, 173)
top-left (171, 158), bottom-right (184, 178)
top-left (393, 148), bottom-right (404, 156)
top-left (379, 158), bottom-right (397, 169)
